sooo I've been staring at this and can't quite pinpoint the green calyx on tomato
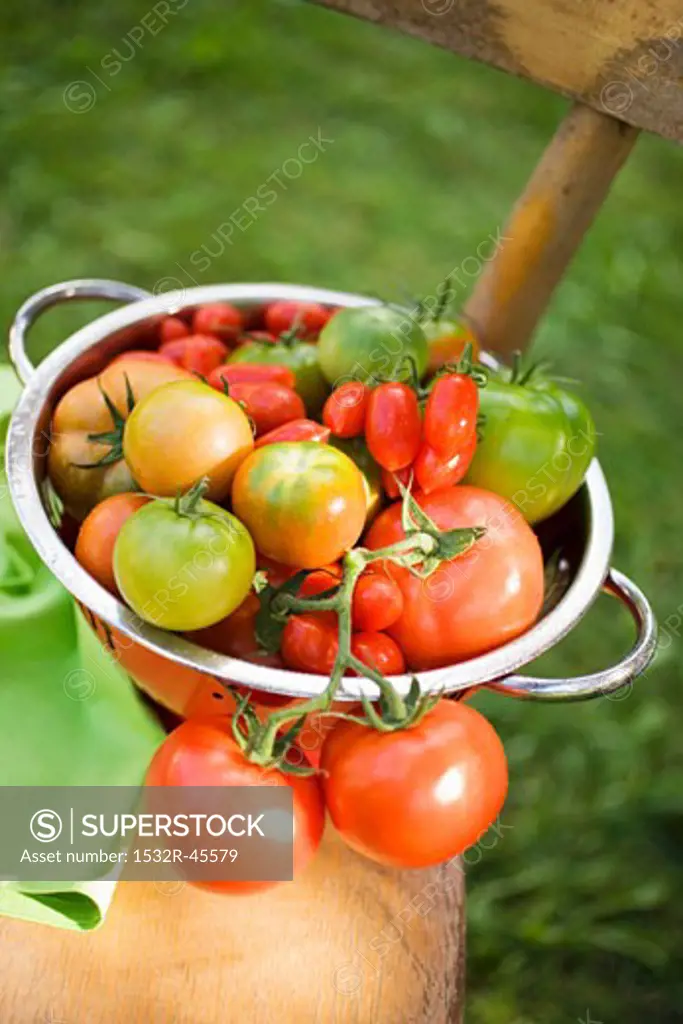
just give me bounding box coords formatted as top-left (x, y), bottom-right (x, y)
top-left (48, 357), bottom-right (191, 521)
top-left (228, 326), bottom-right (329, 416)
top-left (76, 375), bottom-right (136, 468)
top-left (317, 305), bottom-right (429, 389)
top-left (465, 355), bottom-right (597, 524)
top-left (113, 477), bottom-right (256, 631)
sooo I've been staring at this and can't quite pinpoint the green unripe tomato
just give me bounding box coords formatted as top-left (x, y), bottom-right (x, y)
top-left (466, 376), bottom-right (596, 524)
top-left (113, 497), bottom-right (255, 630)
top-left (317, 306), bottom-right (429, 388)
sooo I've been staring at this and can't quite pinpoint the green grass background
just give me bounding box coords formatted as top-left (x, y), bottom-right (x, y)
top-left (1, 1), bottom-right (681, 1019)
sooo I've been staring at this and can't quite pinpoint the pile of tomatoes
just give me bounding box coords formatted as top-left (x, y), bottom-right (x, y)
top-left (49, 292), bottom-right (596, 891)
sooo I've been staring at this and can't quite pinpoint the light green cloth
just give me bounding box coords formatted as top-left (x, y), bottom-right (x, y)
top-left (0, 365), bottom-right (165, 930)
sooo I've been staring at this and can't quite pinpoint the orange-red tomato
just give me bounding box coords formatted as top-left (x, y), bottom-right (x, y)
top-left (232, 443), bottom-right (367, 568)
top-left (322, 382), bottom-right (370, 438)
top-left (123, 379), bottom-right (254, 500)
top-left (48, 357), bottom-right (191, 520)
top-left (75, 493), bottom-right (150, 594)
top-left (320, 700), bottom-right (507, 868)
top-left (365, 486), bottom-right (544, 670)
top-left (351, 571), bottom-right (403, 632)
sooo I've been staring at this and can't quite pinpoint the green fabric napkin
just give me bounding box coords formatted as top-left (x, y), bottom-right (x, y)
top-left (0, 365), bottom-right (165, 930)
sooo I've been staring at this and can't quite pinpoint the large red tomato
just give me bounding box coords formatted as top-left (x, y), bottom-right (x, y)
top-left (146, 720), bottom-right (325, 895)
top-left (321, 700), bottom-right (507, 868)
top-left (364, 486), bottom-right (544, 670)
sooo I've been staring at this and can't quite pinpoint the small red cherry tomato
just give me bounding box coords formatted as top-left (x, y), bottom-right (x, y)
top-left (228, 381), bottom-right (306, 436)
top-left (298, 564), bottom-right (342, 628)
top-left (352, 572), bottom-right (403, 632)
top-left (265, 301), bottom-right (332, 339)
top-left (186, 593), bottom-right (284, 671)
top-left (160, 335), bottom-right (229, 375)
top-left (159, 316), bottom-right (190, 343)
top-left (192, 302), bottom-right (243, 341)
top-left (322, 382), bottom-right (370, 438)
top-left (255, 418), bottom-right (331, 448)
top-left (350, 632), bottom-right (406, 675)
top-left (281, 614), bottom-right (339, 674)
top-left (424, 373), bottom-right (479, 459)
top-left (208, 362), bottom-right (296, 390)
top-left (366, 383), bottom-right (422, 471)
top-left (414, 431), bottom-right (477, 494)
top-left (299, 564), bottom-right (343, 599)
top-left (381, 466), bottom-right (412, 500)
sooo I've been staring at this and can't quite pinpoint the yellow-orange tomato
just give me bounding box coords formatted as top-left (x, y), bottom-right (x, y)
top-left (123, 380), bottom-right (254, 501)
top-left (231, 442), bottom-right (366, 568)
top-left (48, 357), bottom-right (191, 520)
top-left (75, 492), bottom-right (150, 594)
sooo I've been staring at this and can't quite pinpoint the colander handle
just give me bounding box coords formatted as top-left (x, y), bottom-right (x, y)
top-left (8, 278), bottom-right (152, 385)
top-left (489, 568), bottom-right (657, 701)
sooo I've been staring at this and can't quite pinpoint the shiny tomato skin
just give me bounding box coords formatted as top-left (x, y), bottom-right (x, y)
top-left (255, 419), bottom-right (330, 449)
top-left (192, 303), bottom-right (242, 341)
top-left (159, 316), bottom-right (190, 343)
top-left (123, 379), bottom-right (254, 500)
top-left (351, 571), bottom-right (403, 632)
top-left (424, 374), bottom-right (478, 459)
top-left (114, 496), bottom-right (255, 630)
top-left (75, 493), bottom-right (150, 595)
top-left (146, 720), bottom-right (325, 894)
top-left (365, 383), bottom-right (422, 472)
top-left (208, 363), bottom-right (296, 390)
top-left (350, 632), bottom-right (406, 675)
top-left (232, 442), bottom-right (366, 568)
top-left (365, 487), bottom-right (544, 669)
top-left (321, 700), bottom-right (507, 868)
top-left (265, 300), bottom-right (331, 338)
top-left (48, 357), bottom-right (191, 521)
top-left (281, 614), bottom-right (339, 674)
top-left (414, 431), bottom-right (477, 495)
top-left (298, 564), bottom-right (342, 628)
top-left (226, 382), bottom-right (305, 437)
top-left (322, 382), bottom-right (370, 438)
top-left (160, 335), bottom-right (229, 375)
top-left (380, 466), bottom-right (411, 500)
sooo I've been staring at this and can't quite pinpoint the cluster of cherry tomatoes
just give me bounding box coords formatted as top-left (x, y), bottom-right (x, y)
top-left (47, 291), bottom-right (595, 891)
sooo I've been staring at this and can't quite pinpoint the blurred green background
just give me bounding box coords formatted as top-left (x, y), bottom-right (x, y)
top-left (1, 1), bottom-right (681, 1020)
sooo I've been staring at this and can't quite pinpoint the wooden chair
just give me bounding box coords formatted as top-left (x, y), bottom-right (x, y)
top-left (1, 2), bottom-right (677, 1020)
